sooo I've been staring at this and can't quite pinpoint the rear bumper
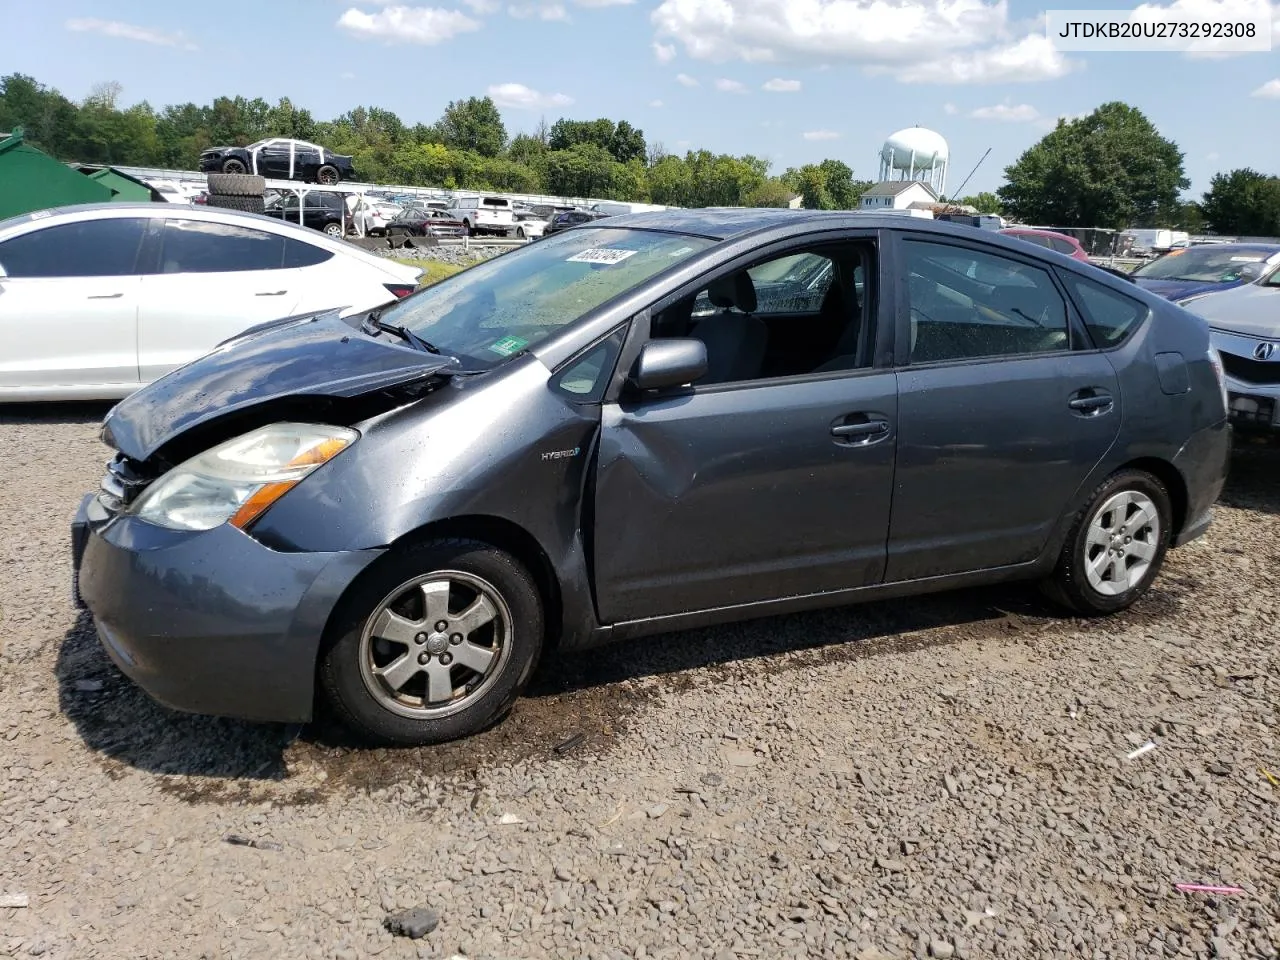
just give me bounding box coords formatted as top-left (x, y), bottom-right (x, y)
top-left (1172, 419), bottom-right (1231, 547)
top-left (73, 494), bottom-right (383, 723)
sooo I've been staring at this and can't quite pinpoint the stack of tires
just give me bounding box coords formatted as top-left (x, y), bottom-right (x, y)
top-left (205, 173), bottom-right (266, 214)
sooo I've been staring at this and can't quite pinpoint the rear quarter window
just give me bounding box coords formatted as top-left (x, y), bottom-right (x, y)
top-left (1061, 273), bottom-right (1148, 348)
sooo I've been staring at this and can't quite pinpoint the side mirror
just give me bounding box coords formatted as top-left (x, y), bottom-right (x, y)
top-left (630, 338), bottom-right (707, 391)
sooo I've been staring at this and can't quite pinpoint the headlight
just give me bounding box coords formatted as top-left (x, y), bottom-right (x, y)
top-left (130, 423), bottom-right (357, 531)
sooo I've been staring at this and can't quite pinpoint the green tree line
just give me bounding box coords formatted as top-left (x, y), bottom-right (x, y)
top-left (2, 75), bottom-right (1274, 235)
top-left (0, 73), bottom-right (869, 210)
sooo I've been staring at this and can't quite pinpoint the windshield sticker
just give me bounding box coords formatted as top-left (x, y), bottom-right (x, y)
top-left (669, 246), bottom-right (695, 257)
top-left (1229, 256), bottom-right (1263, 262)
top-left (567, 248), bottom-right (638, 265)
top-left (488, 335), bottom-right (529, 357)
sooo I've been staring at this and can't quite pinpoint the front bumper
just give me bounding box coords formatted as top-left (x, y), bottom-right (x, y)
top-left (1224, 378), bottom-right (1280, 431)
top-left (72, 494), bottom-right (383, 723)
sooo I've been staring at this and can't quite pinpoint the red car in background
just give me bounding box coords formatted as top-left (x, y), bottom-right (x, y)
top-left (1000, 228), bottom-right (1091, 262)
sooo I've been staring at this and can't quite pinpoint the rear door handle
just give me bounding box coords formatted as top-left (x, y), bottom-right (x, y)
top-left (88, 293), bottom-right (123, 300)
top-left (1068, 390), bottom-right (1114, 414)
top-left (255, 290), bottom-right (288, 297)
top-left (831, 421), bottom-right (888, 438)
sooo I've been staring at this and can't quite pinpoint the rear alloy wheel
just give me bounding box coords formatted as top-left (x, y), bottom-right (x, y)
top-left (221, 158), bottom-right (248, 175)
top-left (319, 539), bottom-right (544, 745)
top-left (323, 221), bottom-right (344, 238)
top-left (317, 164), bottom-right (340, 185)
top-left (1042, 469), bottom-right (1171, 615)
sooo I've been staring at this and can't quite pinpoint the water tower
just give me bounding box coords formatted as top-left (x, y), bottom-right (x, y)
top-left (878, 126), bottom-right (949, 196)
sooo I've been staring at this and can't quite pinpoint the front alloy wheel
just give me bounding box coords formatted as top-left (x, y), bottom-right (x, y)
top-left (320, 539), bottom-right (544, 745)
top-left (359, 571), bottom-right (512, 720)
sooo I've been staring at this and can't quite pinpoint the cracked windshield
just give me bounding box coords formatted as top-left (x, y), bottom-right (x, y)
top-left (376, 228), bottom-right (713, 366)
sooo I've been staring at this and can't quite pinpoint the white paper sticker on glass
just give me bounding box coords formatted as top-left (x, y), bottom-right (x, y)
top-left (567, 248), bottom-right (638, 265)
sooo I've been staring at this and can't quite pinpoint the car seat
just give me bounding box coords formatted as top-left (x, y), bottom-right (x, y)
top-left (690, 273), bottom-right (768, 384)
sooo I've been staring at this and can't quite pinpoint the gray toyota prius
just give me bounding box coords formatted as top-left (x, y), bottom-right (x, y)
top-left (73, 210), bottom-right (1230, 746)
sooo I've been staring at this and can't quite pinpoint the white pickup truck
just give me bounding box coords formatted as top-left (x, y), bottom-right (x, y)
top-left (446, 196), bottom-right (516, 237)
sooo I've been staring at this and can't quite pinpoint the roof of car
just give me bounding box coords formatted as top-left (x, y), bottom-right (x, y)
top-left (601, 207), bottom-right (1034, 243)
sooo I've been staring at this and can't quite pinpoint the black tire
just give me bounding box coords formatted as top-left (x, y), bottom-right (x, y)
top-left (1041, 468), bottom-right (1172, 616)
top-left (319, 539), bottom-right (545, 746)
top-left (515, 226), bottom-right (526, 240)
top-left (207, 172), bottom-right (265, 197)
top-left (322, 221), bottom-right (345, 238)
top-left (317, 164), bottom-right (340, 185)
top-left (205, 194), bottom-right (266, 214)
top-left (220, 158), bottom-right (249, 176)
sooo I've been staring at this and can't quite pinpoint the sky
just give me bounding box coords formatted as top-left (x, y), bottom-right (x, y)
top-left (6, 0), bottom-right (1280, 197)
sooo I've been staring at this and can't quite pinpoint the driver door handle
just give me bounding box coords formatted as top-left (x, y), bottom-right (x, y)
top-left (255, 290), bottom-right (288, 297)
top-left (832, 421), bottom-right (888, 438)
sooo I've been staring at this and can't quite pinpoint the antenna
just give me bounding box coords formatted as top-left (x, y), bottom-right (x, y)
top-left (951, 147), bottom-right (992, 200)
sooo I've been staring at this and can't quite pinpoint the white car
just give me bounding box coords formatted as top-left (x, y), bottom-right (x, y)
top-left (353, 199), bottom-right (405, 237)
top-left (0, 203), bottom-right (424, 401)
top-left (512, 211), bottom-right (548, 240)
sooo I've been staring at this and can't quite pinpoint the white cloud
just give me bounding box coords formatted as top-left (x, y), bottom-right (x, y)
top-left (462, 0), bottom-right (501, 11)
top-left (654, 41), bottom-right (677, 62)
top-left (650, 98), bottom-right (665, 107)
top-left (1252, 78), bottom-right (1280, 98)
top-left (762, 77), bottom-right (801, 92)
top-left (508, 1), bottom-right (568, 18)
top-left (887, 34), bottom-right (1076, 84)
top-left (340, 71), bottom-right (357, 80)
top-left (337, 6), bottom-right (482, 43)
top-left (651, 0), bottom-right (1078, 84)
top-left (676, 72), bottom-right (700, 87)
top-left (65, 18), bottom-right (197, 50)
top-left (574, 0), bottom-right (635, 5)
top-left (803, 129), bottom-right (840, 140)
top-left (1207, 151), bottom-right (1221, 161)
top-left (486, 82), bottom-right (573, 109)
top-left (715, 78), bottom-right (748, 93)
top-left (970, 102), bottom-right (1039, 122)
top-left (943, 102), bottom-right (959, 115)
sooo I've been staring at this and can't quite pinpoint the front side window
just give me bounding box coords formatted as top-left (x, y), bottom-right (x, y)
top-left (904, 240), bottom-right (1069, 364)
top-left (651, 243), bottom-right (871, 383)
top-left (1061, 273), bottom-right (1147, 347)
top-left (0, 218), bottom-right (147, 278)
top-left (377, 227), bottom-right (714, 368)
top-left (158, 219), bottom-right (285, 274)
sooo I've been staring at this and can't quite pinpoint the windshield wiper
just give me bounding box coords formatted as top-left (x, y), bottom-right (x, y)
top-left (363, 311), bottom-right (445, 355)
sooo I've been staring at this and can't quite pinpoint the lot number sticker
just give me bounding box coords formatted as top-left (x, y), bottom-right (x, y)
top-left (488, 335), bottom-right (528, 357)
top-left (567, 248), bottom-right (638, 265)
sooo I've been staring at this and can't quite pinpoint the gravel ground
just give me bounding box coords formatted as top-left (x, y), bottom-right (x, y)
top-left (372, 244), bottom-right (514, 267)
top-left (1, 408), bottom-right (1278, 960)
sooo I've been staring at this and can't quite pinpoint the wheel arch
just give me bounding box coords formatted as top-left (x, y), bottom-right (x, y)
top-left (354, 514), bottom-right (565, 654)
top-left (1117, 456), bottom-right (1188, 541)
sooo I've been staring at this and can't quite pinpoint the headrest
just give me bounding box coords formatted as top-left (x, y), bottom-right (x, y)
top-left (708, 272), bottom-right (757, 314)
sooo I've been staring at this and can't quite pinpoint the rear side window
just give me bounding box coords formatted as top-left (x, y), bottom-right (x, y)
top-left (159, 219), bottom-right (285, 273)
top-left (283, 237), bottom-right (334, 268)
top-left (1049, 237), bottom-right (1077, 255)
top-left (0, 218), bottom-right (147, 278)
top-left (1061, 274), bottom-right (1148, 348)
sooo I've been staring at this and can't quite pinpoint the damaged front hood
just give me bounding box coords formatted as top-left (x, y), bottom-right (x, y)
top-left (103, 309), bottom-right (456, 461)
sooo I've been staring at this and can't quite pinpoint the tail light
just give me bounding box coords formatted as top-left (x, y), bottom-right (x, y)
top-left (383, 283), bottom-right (416, 299)
top-left (1208, 345), bottom-right (1228, 413)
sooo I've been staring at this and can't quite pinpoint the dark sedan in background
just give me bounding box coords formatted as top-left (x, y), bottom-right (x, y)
top-left (199, 138), bottom-right (357, 185)
top-left (386, 207), bottom-right (466, 240)
top-left (1130, 243), bottom-right (1280, 302)
top-left (544, 208), bottom-right (612, 235)
top-left (74, 210), bottom-right (1228, 747)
